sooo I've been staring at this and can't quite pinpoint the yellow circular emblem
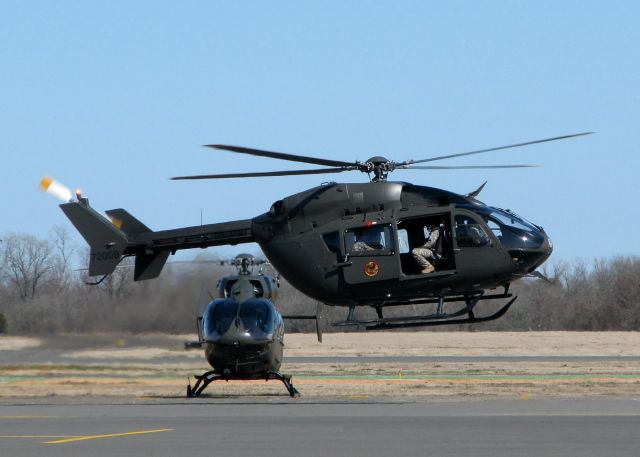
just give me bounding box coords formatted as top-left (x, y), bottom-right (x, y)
top-left (364, 261), bottom-right (380, 277)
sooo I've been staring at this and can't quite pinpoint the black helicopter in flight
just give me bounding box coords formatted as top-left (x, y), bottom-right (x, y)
top-left (43, 131), bottom-right (590, 332)
top-left (183, 253), bottom-right (302, 398)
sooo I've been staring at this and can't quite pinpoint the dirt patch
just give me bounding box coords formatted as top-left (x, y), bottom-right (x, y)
top-left (284, 331), bottom-right (640, 356)
top-left (0, 336), bottom-right (42, 351)
top-left (2, 332), bottom-right (640, 398)
top-left (2, 361), bottom-right (639, 399)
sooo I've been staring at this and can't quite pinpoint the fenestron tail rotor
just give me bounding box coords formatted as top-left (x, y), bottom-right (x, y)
top-left (172, 132), bottom-right (592, 182)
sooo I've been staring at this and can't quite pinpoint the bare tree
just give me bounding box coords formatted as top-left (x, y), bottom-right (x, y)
top-left (48, 225), bottom-right (76, 293)
top-left (1, 233), bottom-right (54, 301)
top-left (1, 226), bottom-right (639, 334)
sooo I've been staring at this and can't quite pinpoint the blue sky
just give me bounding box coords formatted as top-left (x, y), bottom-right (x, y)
top-left (1, 1), bottom-right (638, 264)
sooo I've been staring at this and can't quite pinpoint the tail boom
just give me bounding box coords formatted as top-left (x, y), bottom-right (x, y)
top-left (60, 200), bottom-right (255, 280)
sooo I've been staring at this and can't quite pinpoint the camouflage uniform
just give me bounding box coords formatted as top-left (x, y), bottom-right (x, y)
top-left (352, 241), bottom-right (376, 252)
top-left (411, 229), bottom-right (439, 273)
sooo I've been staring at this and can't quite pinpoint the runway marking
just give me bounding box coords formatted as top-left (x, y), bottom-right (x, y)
top-left (0, 415), bottom-right (75, 419)
top-left (0, 435), bottom-right (81, 439)
top-left (44, 428), bottom-right (174, 444)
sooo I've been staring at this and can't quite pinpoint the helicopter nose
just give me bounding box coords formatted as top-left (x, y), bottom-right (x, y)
top-left (536, 234), bottom-right (553, 264)
top-left (211, 319), bottom-right (271, 346)
top-left (212, 324), bottom-right (245, 346)
top-left (512, 233), bottom-right (553, 274)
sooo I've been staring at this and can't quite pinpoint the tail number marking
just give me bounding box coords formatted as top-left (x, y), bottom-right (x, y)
top-left (93, 250), bottom-right (121, 261)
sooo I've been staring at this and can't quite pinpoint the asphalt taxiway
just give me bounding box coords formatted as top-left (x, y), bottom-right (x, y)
top-left (1, 397), bottom-right (639, 457)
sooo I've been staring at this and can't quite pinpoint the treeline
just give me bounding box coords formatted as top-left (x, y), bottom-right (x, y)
top-left (0, 229), bottom-right (639, 334)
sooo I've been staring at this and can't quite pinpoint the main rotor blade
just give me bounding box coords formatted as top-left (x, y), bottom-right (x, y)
top-left (171, 167), bottom-right (350, 180)
top-left (207, 144), bottom-right (358, 168)
top-left (405, 131), bottom-right (593, 165)
top-left (403, 164), bottom-right (539, 170)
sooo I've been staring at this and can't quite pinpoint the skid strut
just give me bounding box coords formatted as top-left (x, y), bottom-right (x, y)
top-left (331, 293), bottom-right (517, 330)
top-left (187, 370), bottom-right (300, 398)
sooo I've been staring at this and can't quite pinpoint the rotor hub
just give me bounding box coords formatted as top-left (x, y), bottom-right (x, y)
top-left (364, 156), bottom-right (395, 182)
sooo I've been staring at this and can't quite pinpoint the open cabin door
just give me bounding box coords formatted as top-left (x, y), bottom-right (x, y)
top-left (396, 211), bottom-right (456, 277)
top-left (340, 223), bottom-right (400, 284)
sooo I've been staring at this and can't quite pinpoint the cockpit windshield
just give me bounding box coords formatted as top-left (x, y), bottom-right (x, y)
top-left (486, 207), bottom-right (544, 249)
top-left (202, 298), bottom-right (275, 341)
top-left (204, 300), bottom-right (237, 337)
top-left (238, 300), bottom-right (274, 336)
top-left (489, 208), bottom-right (539, 232)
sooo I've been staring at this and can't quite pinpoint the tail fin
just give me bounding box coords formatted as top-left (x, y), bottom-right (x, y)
top-left (60, 201), bottom-right (170, 280)
top-left (57, 197), bottom-right (254, 281)
top-left (60, 201), bottom-right (129, 276)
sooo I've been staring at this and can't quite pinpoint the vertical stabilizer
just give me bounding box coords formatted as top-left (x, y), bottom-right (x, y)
top-left (60, 201), bottom-right (129, 276)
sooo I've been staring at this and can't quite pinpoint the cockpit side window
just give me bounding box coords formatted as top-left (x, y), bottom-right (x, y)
top-left (345, 224), bottom-right (394, 256)
top-left (455, 214), bottom-right (490, 247)
top-left (249, 280), bottom-right (264, 297)
top-left (486, 219), bottom-right (503, 238)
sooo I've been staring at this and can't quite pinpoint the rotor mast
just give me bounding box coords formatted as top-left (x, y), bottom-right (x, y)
top-left (366, 156), bottom-right (394, 182)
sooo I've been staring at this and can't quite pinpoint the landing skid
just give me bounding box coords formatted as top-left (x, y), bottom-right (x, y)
top-left (186, 370), bottom-right (300, 398)
top-left (332, 293), bottom-right (517, 331)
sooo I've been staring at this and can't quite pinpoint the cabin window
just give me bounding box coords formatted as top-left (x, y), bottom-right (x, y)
top-left (322, 231), bottom-right (341, 253)
top-left (397, 229), bottom-right (410, 254)
top-left (454, 214), bottom-right (490, 247)
top-left (344, 224), bottom-right (394, 256)
top-left (222, 279), bottom-right (237, 298)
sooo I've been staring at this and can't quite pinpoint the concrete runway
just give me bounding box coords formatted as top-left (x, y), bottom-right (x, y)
top-left (1, 397), bottom-right (639, 457)
top-left (3, 333), bottom-right (640, 455)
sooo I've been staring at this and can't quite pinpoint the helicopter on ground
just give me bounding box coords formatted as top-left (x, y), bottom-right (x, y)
top-left (183, 253), bottom-right (305, 398)
top-left (43, 131), bottom-right (590, 333)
